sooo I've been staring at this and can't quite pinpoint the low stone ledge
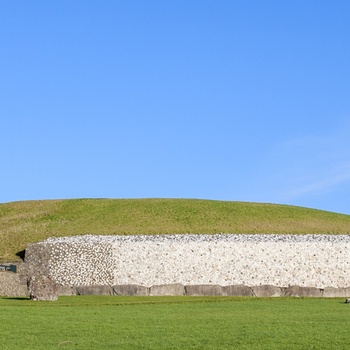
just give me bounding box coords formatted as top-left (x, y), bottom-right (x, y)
top-left (76, 285), bottom-right (113, 296)
top-left (323, 287), bottom-right (350, 298)
top-left (57, 285), bottom-right (77, 296)
top-left (284, 285), bottom-right (323, 297)
top-left (185, 284), bottom-right (223, 296)
top-left (223, 284), bottom-right (254, 296)
top-left (113, 284), bottom-right (149, 296)
top-left (150, 284), bottom-right (185, 296)
top-left (20, 282), bottom-right (350, 298)
top-left (251, 285), bottom-right (284, 297)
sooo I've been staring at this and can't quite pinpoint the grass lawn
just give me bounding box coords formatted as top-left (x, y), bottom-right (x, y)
top-left (1, 296), bottom-right (349, 349)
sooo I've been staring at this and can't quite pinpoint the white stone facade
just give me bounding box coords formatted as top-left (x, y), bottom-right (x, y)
top-left (25, 234), bottom-right (350, 289)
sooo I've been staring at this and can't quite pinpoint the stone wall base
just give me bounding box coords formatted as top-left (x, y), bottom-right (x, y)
top-left (0, 263), bottom-right (29, 297)
top-left (2, 280), bottom-right (350, 299)
top-left (2, 264), bottom-right (349, 299)
top-left (55, 284), bottom-right (350, 298)
top-left (0, 272), bottom-right (28, 297)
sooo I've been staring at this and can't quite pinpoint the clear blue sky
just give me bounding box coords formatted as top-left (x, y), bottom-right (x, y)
top-left (1, 1), bottom-right (350, 214)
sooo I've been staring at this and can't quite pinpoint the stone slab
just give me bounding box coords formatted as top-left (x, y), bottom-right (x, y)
top-left (76, 285), bottom-right (113, 296)
top-left (57, 285), bottom-right (77, 296)
top-left (251, 285), bottom-right (283, 297)
top-left (323, 287), bottom-right (350, 298)
top-left (185, 284), bottom-right (223, 296)
top-left (284, 285), bottom-right (322, 297)
top-left (28, 275), bottom-right (58, 301)
top-left (150, 284), bottom-right (185, 296)
top-left (113, 284), bottom-right (149, 296)
top-left (223, 284), bottom-right (254, 296)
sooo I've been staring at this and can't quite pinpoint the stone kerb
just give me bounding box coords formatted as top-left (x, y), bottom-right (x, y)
top-left (113, 285), bottom-right (149, 296)
top-left (251, 285), bottom-right (283, 297)
top-left (185, 284), bottom-right (223, 296)
top-left (150, 283), bottom-right (185, 296)
top-left (223, 284), bottom-right (254, 296)
top-left (323, 287), bottom-right (350, 298)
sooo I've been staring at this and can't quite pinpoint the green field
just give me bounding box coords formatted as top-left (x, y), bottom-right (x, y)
top-left (0, 296), bottom-right (349, 349)
top-left (1, 198), bottom-right (350, 262)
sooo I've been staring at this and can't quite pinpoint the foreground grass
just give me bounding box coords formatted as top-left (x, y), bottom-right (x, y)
top-left (0, 296), bottom-right (349, 349)
top-left (1, 198), bottom-right (350, 261)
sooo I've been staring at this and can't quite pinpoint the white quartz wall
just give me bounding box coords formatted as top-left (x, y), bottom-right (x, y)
top-left (34, 234), bottom-right (350, 288)
top-left (44, 240), bottom-right (114, 286)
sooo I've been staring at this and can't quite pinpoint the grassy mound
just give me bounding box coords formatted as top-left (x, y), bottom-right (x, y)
top-left (1, 198), bottom-right (350, 262)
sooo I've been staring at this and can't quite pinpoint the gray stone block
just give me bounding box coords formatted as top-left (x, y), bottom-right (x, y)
top-left (57, 285), bottom-right (77, 296)
top-left (113, 284), bottom-right (149, 296)
top-left (150, 284), bottom-right (185, 296)
top-left (284, 285), bottom-right (322, 297)
top-left (76, 285), bottom-right (113, 295)
top-left (185, 284), bottom-right (223, 296)
top-left (323, 287), bottom-right (350, 298)
top-left (28, 275), bottom-right (58, 301)
top-left (251, 285), bottom-right (283, 297)
top-left (223, 284), bottom-right (254, 296)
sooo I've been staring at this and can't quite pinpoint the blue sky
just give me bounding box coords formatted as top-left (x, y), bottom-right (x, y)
top-left (1, 1), bottom-right (350, 214)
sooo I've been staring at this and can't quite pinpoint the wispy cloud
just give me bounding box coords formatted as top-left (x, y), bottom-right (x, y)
top-left (285, 164), bottom-right (350, 200)
top-left (256, 121), bottom-right (350, 207)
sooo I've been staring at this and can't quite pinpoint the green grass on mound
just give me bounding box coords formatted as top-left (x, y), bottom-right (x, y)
top-left (1, 198), bottom-right (350, 262)
top-left (1, 296), bottom-right (350, 349)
